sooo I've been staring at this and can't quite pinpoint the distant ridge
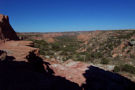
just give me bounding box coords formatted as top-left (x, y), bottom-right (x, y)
top-left (17, 29), bottom-right (135, 34)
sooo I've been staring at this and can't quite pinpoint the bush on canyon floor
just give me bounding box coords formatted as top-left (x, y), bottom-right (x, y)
top-left (100, 58), bottom-right (109, 64)
top-left (114, 64), bottom-right (135, 74)
top-left (32, 36), bottom-right (84, 61)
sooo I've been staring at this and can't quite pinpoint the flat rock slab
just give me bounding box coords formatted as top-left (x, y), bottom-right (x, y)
top-left (0, 41), bottom-right (37, 61)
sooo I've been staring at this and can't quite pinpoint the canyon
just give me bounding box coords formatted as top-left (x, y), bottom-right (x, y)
top-left (0, 14), bottom-right (135, 90)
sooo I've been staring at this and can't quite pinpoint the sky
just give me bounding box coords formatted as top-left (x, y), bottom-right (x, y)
top-left (0, 0), bottom-right (135, 32)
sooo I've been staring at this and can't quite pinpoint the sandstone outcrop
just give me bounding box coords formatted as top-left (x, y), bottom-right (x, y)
top-left (0, 14), bottom-right (18, 44)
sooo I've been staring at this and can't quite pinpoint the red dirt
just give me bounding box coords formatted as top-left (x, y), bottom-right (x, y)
top-left (0, 41), bottom-right (38, 61)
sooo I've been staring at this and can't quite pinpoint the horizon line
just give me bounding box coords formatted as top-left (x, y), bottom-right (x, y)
top-left (17, 29), bottom-right (135, 33)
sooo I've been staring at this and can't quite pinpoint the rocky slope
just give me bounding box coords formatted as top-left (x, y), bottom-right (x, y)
top-left (22, 30), bottom-right (135, 62)
top-left (0, 14), bottom-right (18, 44)
top-left (78, 30), bottom-right (135, 61)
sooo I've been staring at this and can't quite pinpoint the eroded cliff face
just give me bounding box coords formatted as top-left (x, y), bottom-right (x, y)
top-left (0, 14), bottom-right (18, 43)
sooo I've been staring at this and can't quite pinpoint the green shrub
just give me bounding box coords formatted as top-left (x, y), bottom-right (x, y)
top-left (113, 66), bottom-right (121, 72)
top-left (51, 42), bottom-right (60, 51)
top-left (90, 52), bottom-right (102, 59)
top-left (39, 50), bottom-right (45, 55)
top-left (122, 64), bottom-right (135, 74)
top-left (76, 56), bottom-right (84, 61)
top-left (114, 64), bottom-right (135, 74)
top-left (100, 58), bottom-right (109, 64)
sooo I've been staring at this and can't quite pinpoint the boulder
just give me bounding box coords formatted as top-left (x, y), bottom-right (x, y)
top-left (0, 50), bottom-right (7, 61)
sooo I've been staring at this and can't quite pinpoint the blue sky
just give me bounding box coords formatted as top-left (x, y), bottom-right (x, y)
top-left (1, 0), bottom-right (135, 32)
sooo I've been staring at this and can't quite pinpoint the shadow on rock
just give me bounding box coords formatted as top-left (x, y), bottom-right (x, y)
top-left (82, 66), bottom-right (135, 90)
top-left (26, 51), bottom-right (54, 75)
top-left (0, 51), bottom-right (81, 90)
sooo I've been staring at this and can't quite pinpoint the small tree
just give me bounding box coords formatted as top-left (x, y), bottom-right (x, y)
top-left (113, 66), bottom-right (121, 72)
top-left (100, 58), bottom-right (109, 64)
